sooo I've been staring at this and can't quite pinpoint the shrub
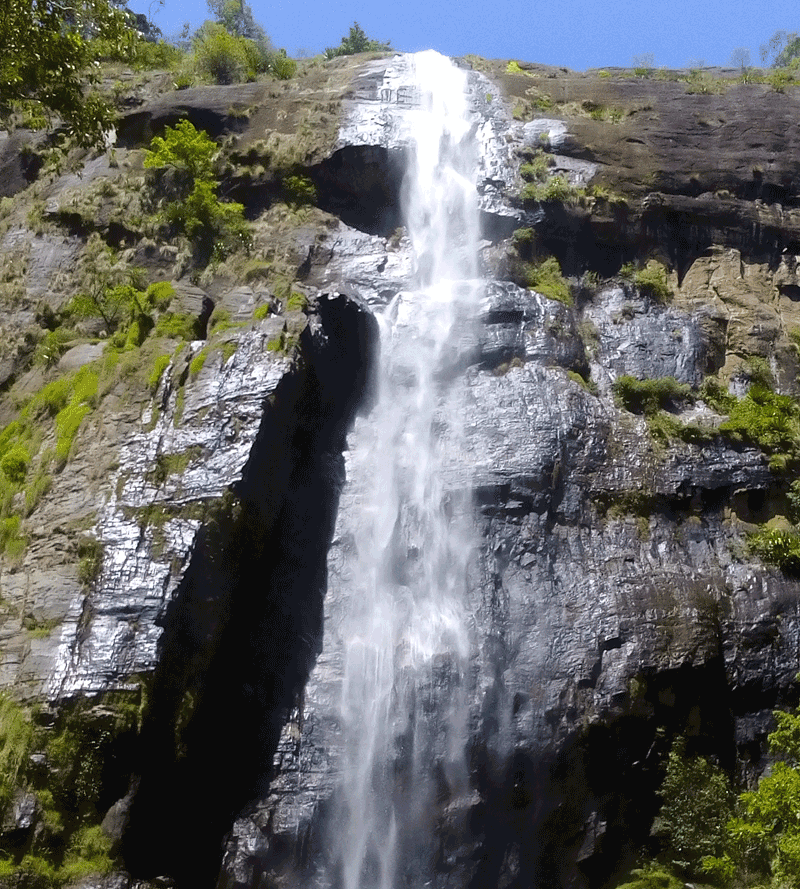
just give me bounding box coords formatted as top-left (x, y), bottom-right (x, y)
top-left (148, 355), bottom-right (171, 392)
top-left (719, 385), bottom-right (800, 456)
top-left (77, 538), bottom-right (103, 586)
top-left (270, 49), bottom-right (297, 80)
top-left (131, 40), bottom-right (184, 71)
top-left (656, 738), bottom-right (734, 871)
top-left (704, 703), bottom-right (800, 886)
top-left (699, 376), bottom-right (736, 413)
top-left (613, 376), bottom-right (692, 415)
top-left (632, 261), bottom-right (672, 302)
top-left (1, 447), bottom-right (29, 484)
top-left (0, 694), bottom-right (32, 811)
top-left (155, 312), bottom-right (201, 341)
top-left (192, 22), bottom-right (262, 84)
top-left (522, 175), bottom-right (583, 203)
top-left (53, 367), bottom-right (98, 462)
top-left (0, 516), bottom-right (25, 558)
top-left (324, 22), bottom-right (391, 58)
top-left (145, 120), bottom-right (250, 262)
top-left (519, 152), bottom-right (551, 182)
top-left (144, 118), bottom-right (217, 183)
top-left (748, 527), bottom-right (800, 574)
top-left (285, 291), bottom-right (308, 311)
top-left (614, 868), bottom-right (685, 889)
top-left (524, 257), bottom-right (572, 305)
top-left (59, 825), bottom-right (114, 880)
top-left (282, 174), bottom-right (316, 206)
top-left (190, 348), bottom-right (209, 375)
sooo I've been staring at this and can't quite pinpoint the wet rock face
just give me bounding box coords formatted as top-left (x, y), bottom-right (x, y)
top-left (3, 51), bottom-right (800, 889)
top-left (216, 58), bottom-right (800, 889)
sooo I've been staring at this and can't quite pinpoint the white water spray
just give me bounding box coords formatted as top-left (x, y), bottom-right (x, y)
top-left (330, 52), bottom-right (482, 889)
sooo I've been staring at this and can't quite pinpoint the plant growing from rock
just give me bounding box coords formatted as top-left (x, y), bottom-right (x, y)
top-left (613, 376), bottom-right (693, 415)
top-left (523, 257), bottom-right (573, 305)
top-left (703, 702), bottom-right (800, 887)
top-left (323, 22), bottom-right (391, 58)
top-left (655, 737), bottom-right (734, 873)
top-left (621, 260), bottom-right (673, 302)
top-left (145, 119), bottom-right (250, 264)
top-left (719, 385), bottom-right (800, 463)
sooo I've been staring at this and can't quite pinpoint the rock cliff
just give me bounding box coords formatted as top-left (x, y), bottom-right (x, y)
top-left (0, 51), bottom-right (800, 889)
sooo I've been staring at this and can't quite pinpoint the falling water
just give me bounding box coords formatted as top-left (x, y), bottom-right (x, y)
top-left (330, 51), bottom-right (482, 889)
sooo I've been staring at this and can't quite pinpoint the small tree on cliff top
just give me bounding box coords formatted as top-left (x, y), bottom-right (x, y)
top-left (324, 22), bottom-right (391, 59)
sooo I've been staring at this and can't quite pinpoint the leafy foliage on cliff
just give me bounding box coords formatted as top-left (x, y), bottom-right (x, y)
top-left (656, 739), bottom-right (734, 870)
top-left (0, 0), bottom-right (160, 146)
top-left (323, 22), bottom-right (392, 59)
top-left (613, 376), bottom-right (692, 416)
top-left (144, 119), bottom-right (249, 262)
top-left (187, 0), bottom-right (295, 84)
top-left (703, 706), bottom-right (800, 888)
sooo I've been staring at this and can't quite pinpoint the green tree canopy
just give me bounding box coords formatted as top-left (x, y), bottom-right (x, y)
top-left (324, 22), bottom-right (392, 59)
top-left (0, 0), bottom-right (144, 146)
top-left (206, 0), bottom-right (270, 44)
top-left (703, 703), bottom-right (800, 888)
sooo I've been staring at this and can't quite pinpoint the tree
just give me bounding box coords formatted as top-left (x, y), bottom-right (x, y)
top-left (206, 0), bottom-right (269, 43)
top-left (144, 119), bottom-right (249, 262)
top-left (703, 705), bottom-right (800, 887)
top-left (656, 739), bottom-right (734, 872)
top-left (324, 22), bottom-right (391, 59)
top-left (191, 0), bottom-right (294, 84)
top-left (0, 0), bottom-right (141, 146)
top-left (729, 47), bottom-right (751, 70)
top-left (761, 31), bottom-right (800, 68)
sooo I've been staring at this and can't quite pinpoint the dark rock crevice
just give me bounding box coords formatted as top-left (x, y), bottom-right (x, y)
top-left (119, 294), bottom-right (378, 889)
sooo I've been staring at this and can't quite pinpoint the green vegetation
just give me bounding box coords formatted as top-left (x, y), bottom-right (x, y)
top-left (506, 60), bottom-right (528, 75)
top-left (253, 304), bottom-right (271, 321)
top-left (621, 260), bottom-right (673, 302)
top-left (520, 153), bottom-right (553, 182)
top-left (656, 738), bottom-right (734, 870)
top-left (522, 174), bottom-right (584, 204)
top-left (59, 825), bottom-right (114, 881)
top-left (719, 385), bottom-right (800, 464)
top-left (282, 174), bottom-right (317, 207)
top-left (155, 311), bottom-right (201, 341)
top-left (747, 527), bottom-right (800, 574)
top-left (613, 376), bottom-right (692, 415)
top-left (285, 291), bottom-right (308, 312)
top-left (0, 695), bottom-right (32, 811)
top-left (699, 376), bottom-right (737, 413)
top-left (179, 0), bottom-right (295, 85)
top-left (145, 119), bottom-right (250, 264)
top-left (324, 22), bottom-right (391, 58)
top-left (148, 355), bottom-right (171, 391)
top-left (702, 703), bottom-right (800, 887)
top-left (567, 370), bottom-right (598, 395)
top-left (190, 347), bottom-right (210, 376)
top-left (0, 0), bottom-right (144, 147)
top-left (614, 867), bottom-right (684, 889)
top-left (761, 30), bottom-right (800, 68)
top-left (523, 257), bottom-right (572, 305)
top-left (77, 538), bottom-right (103, 586)
top-left (1, 446), bottom-right (30, 484)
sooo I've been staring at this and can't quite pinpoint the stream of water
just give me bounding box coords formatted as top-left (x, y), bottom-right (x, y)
top-left (331, 51), bottom-right (482, 889)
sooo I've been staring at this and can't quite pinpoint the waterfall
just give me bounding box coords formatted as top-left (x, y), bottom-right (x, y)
top-left (329, 51), bottom-right (482, 889)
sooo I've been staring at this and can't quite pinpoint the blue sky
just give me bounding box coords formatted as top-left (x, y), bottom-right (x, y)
top-left (151, 0), bottom-right (797, 71)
